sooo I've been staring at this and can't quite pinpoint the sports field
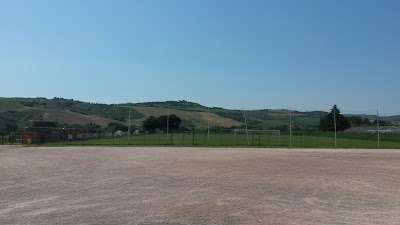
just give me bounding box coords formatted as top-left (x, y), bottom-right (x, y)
top-left (47, 131), bottom-right (400, 149)
top-left (1, 146), bottom-right (399, 224)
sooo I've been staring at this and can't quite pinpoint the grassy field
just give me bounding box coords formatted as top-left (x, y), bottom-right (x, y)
top-left (43, 131), bottom-right (400, 149)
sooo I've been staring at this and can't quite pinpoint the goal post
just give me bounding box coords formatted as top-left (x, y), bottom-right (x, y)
top-left (232, 129), bottom-right (281, 146)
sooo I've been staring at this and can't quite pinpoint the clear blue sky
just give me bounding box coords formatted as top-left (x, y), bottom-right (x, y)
top-left (1, 0), bottom-right (399, 115)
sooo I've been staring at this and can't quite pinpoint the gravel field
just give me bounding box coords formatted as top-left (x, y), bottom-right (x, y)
top-left (0, 146), bottom-right (399, 225)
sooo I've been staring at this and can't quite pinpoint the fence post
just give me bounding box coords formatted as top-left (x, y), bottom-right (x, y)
top-left (349, 137), bottom-right (352, 148)
top-left (300, 134), bottom-right (302, 146)
top-left (220, 130), bottom-right (222, 146)
top-left (192, 131), bottom-right (195, 145)
top-left (128, 131), bottom-right (131, 145)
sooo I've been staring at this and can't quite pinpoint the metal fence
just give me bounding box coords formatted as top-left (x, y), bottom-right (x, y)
top-left (0, 133), bottom-right (21, 145)
top-left (42, 130), bottom-right (400, 149)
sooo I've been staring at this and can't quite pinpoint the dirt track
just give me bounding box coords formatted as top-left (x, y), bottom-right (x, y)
top-left (0, 146), bottom-right (399, 225)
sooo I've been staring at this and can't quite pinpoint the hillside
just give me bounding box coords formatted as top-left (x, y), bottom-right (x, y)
top-left (0, 97), bottom-right (139, 131)
top-left (1, 97), bottom-right (397, 133)
top-left (128, 106), bottom-right (242, 129)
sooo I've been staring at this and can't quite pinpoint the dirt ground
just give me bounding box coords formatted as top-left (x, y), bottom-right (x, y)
top-left (0, 146), bottom-right (399, 225)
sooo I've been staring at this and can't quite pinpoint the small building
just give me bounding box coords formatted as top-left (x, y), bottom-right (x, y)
top-left (22, 121), bottom-right (88, 144)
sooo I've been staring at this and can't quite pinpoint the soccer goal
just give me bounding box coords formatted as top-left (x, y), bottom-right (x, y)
top-left (233, 129), bottom-right (281, 146)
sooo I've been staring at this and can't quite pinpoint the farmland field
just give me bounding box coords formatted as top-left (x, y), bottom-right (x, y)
top-left (0, 146), bottom-right (399, 225)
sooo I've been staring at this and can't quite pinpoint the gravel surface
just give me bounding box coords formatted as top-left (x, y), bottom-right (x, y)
top-left (0, 146), bottom-right (399, 225)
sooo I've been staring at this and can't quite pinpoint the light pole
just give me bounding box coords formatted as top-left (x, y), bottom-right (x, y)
top-left (289, 108), bottom-right (292, 147)
top-left (207, 108), bottom-right (210, 145)
top-left (334, 107), bottom-right (337, 148)
top-left (166, 107), bottom-right (170, 144)
top-left (377, 109), bottom-right (380, 149)
top-left (128, 107), bottom-right (131, 145)
top-left (243, 107), bottom-right (249, 146)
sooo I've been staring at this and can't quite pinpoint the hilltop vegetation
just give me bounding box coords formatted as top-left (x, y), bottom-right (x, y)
top-left (130, 100), bottom-right (207, 112)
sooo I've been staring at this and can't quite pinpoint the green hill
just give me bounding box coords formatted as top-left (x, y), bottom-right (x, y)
top-left (1, 97), bottom-right (397, 133)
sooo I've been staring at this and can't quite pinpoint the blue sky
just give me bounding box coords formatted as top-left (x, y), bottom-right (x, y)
top-left (1, 0), bottom-right (399, 115)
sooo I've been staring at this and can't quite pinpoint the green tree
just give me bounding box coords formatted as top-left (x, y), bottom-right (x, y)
top-left (5, 123), bottom-right (18, 133)
top-left (167, 114), bottom-right (181, 131)
top-left (363, 118), bottom-right (371, 124)
top-left (348, 116), bottom-right (363, 125)
top-left (142, 116), bottom-right (160, 131)
top-left (142, 114), bottom-right (181, 132)
top-left (319, 105), bottom-right (350, 131)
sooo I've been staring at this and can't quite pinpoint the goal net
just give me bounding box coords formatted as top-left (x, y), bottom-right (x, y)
top-left (233, 129), bottom-right (281, 146)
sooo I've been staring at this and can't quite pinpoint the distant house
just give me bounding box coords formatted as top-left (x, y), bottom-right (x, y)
top-left (22, 121), bottom-right (88, 144)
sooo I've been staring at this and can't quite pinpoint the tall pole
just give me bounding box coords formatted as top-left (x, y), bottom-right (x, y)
top-left (243, 107), bottom-right (249, 146)
top-left (334, 107), bottom-right (337, 148)
top-left (207, 108), bottom-right (210, 145)
top-left (377, 109), bottom-right (380, 149)
top-left (167, 107), bottom-right (169, 135)
top-left (128, 107), bottom-right (131, 144)
top-left (289, 108), bottom-right (292, 147)
top-left (87, 108), bottom-right (91, 139)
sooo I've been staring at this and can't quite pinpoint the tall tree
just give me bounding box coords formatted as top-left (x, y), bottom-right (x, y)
top-left (142, 116), bottom-right (160, 131)
top-left (5, 123), bottom-right (18, 133)
top-left (168, 114), bottom-right (182, 131)
top-left (142, 114), bottom-right (181, 132)
top-left (319, 105), bottom-right (350, 131)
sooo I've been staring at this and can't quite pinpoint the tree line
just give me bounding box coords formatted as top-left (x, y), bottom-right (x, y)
top-left (319, 105), bottom-right (385, 132)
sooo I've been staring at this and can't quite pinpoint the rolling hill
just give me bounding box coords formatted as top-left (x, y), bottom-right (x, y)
top-left (1, 97), bottom-right (397, 133)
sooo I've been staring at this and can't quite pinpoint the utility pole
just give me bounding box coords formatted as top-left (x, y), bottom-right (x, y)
top-left (334, 107), bottom-right (337, 148)
top-left (377, 109), bottom-right (380, 149)
top-left (207, 108), bottom-right (210, 145)
top-left (243, 107), bottom-right (249, 146)
top-left (289, 108), bottom-right (292, 147)
top-left (167, 106), bottom-right (170, 135)
top-left (128, 107), bottom-right (131, 145)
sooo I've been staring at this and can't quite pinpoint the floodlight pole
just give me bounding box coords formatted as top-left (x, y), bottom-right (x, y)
top-left (128, 107), bottom-right (131, 144)
top-left (207, 108), bottom-right (210, 145)
top-left (289, 108), bottom-right (292, 147)
top-left (334, 107), bottom-right (337, 148)
top-left (167, 107), bottom-right (169, 135)
top-left (234, 129), bottom-right (237, 145)
top-left (377, 109), bottom-right (380, 149)
top-left (243, 107), bottom-right (249, 146)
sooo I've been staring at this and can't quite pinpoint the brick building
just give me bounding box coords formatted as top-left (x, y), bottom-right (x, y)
top-left (22, 121), bottom-right (88, 144)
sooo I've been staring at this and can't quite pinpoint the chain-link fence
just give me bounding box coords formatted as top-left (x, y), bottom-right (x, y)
top-left (0, 133), bottom-right (21, 145)
top-left (41, 129), bottom-right (400, 149)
